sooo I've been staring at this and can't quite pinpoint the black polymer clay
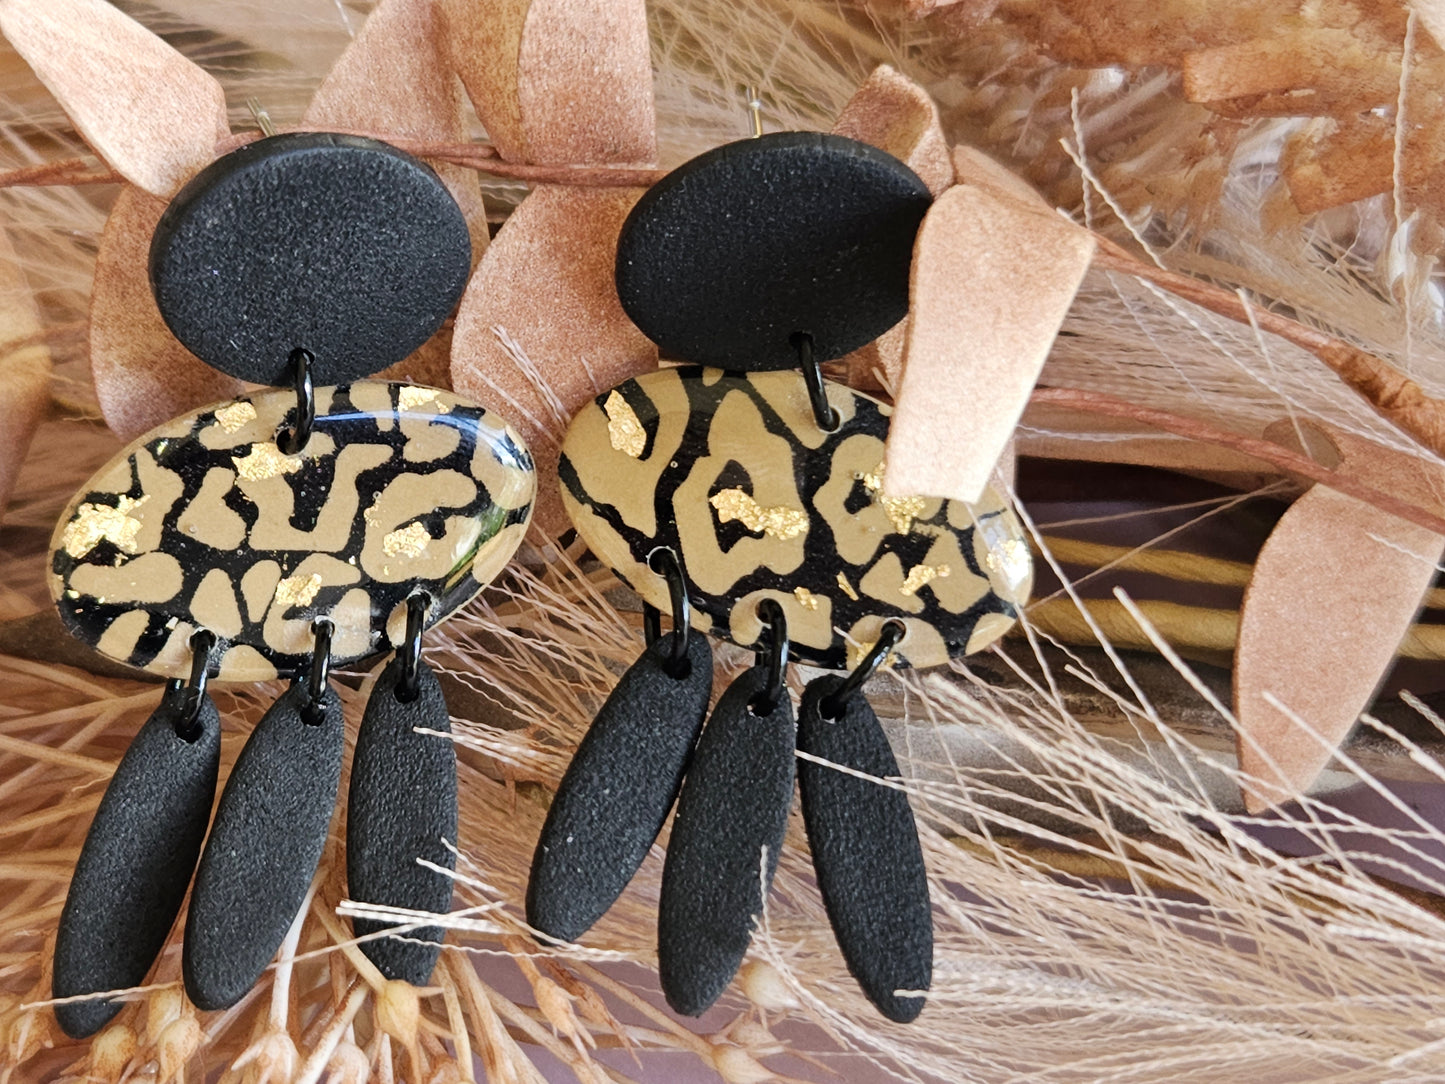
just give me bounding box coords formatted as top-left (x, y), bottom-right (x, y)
top-left (53, 691), bottom-right (222, 1039)
top-left (527, 631), bottom-right (713, 944)
top-left (614, 131), bottom-right (932, 370)
top-left (347, 654), bottom-right (458, 986)
top-left (658, 666), bottom-right (796, 1017)
top-left (150, 132), bottom-right (472, 386)
top-left (797, 676), bottom-right (933, 1024)
top-left (184, 682), bottom-right (345, 1011)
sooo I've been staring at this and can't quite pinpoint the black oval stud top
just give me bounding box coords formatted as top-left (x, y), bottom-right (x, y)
top-left (615, 131), bottom-right (932, 371)
top-left (150, 132), bottom-right (472, 387)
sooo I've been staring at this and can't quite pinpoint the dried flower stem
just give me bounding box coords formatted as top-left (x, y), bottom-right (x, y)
top-left (1031, 386), bottom-right (1445, 537)
top-left (0, 158), bottom-right (121, 188)
top-left (293, 982), bottom-right (367, 1084)
top-left (1092, 236), bottom-right (1445, 458)
top-left (0, 132), bottom-right (666, 193)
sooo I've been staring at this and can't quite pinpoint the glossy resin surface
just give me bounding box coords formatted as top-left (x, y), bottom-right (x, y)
top-left (50, 382), bottom-right (534, 680)
top-left (559, 367), bottom-right (1031, 669)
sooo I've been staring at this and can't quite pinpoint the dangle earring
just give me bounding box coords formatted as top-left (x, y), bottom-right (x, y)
top-left (49, 130), bottom-right (535, 1035)
top-left (528, 127), bottom-right (1033, 1022)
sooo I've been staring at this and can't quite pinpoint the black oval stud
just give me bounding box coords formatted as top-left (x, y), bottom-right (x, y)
top-left (797, 671), bottom-right (932, 1024)
top-left (347, 647), bottom-right (457, 985)
top-left (527, 630), bottom-right (713, 944)
top-left (53, 683), bottom-right (221, 1038)
top-left (183, 681), bottom-right (344, 1011)
top-left (615, 131), bottom-right (931, 370)
top-left (658, 662), bottom-right (796, 1017)
top-left (274, 347), bottom-right (316, 456)
top-left (150, 132), bottom-right (472, 386)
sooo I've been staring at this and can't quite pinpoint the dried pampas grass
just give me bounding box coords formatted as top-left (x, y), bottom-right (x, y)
top-left (4, 1), bottom-right (1445, 1081)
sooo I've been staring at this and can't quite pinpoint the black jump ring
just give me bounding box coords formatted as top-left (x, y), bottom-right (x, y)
top-left (821, 619), bottom-right (906, 719)
top-left (301, 616), bottom-right (333, 726)
top-left (172, 628), bottom-right (216, 742)
top-left (276, 347), bottom-right (316, 455)
top-left (643, 547), bottom-right (691, 678)
top-left (793, 333), bottom-right (840, 434)
top-left (749, 598), bottom-right (790, 716)
top-left (396, 593), bottom-right (430, 703)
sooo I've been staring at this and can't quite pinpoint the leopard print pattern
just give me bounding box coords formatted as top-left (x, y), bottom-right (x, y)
top-left (49, 382), bottom-right (534, 682)
top-left (559, 366), bottom-right (1031, 670)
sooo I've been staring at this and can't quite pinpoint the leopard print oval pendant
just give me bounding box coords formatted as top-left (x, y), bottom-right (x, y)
top-left (559, 366), bottom-right (1031, 670)
top-left (50, 382), bottom-right (534, 681)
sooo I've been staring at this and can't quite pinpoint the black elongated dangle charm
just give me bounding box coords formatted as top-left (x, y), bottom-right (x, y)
top-left (797, 664), bottom-right (932, 1024)
top-left (528, 629), bottom-right (712, 943)
top-left (53, 676), bottom-right (221, 1039)
top-left (347, 607), bottom-right (457, 984)
top-left (184, 678), bottom-right (344, 1010)
top-left (658, 653), bottom-right (796, 1016)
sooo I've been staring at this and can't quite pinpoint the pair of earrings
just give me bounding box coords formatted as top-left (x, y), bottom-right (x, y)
top-left (49, 132), bottom-right (535, 1037)
top-left (528, 132), bottom-right (1033, 1021)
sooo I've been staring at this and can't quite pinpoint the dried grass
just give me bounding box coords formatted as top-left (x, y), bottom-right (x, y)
top-left (4, 1), bottom-right (1445, 1081)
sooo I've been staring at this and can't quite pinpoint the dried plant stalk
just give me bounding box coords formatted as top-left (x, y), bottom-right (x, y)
top-left (4, 1), bottom-right (1445, 1082)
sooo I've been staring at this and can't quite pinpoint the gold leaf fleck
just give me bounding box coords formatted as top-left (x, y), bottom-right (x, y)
top-left (857, 461), bottom-right (928, 534)
top-left (985, 538), bottom-right (1031, 581)
top-left (709, 488), bottom-right (808, 541)
top-left (62, 495), bottom-right (148, 559)
top-left (398, 385), bottom-right (447, 412)
top-left (899, 563), bottom-right (951, 597)
top-left (383, 521), bottom-right (431, 558)
top-left (214, 401), bottom-right (257, 433)
top-left (856, 462), bottom-right (884, 493)
top-left (882, 496), bottom-right (928, 535)
top-left (603, 390), bottom-right (646, 458)
top-left (836, 572), bottom-right (859, 601)
top-left (273, 572), bottom-right (323, 609)
top-left (233, 442), bottom-right (301, 481)
top-left (794, 586), bottom-right (819, 611)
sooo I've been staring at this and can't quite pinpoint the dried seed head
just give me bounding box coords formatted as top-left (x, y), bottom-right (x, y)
top-left (146, 985), bottom-right (186, 1043)
top-left (325, 1040), bottom-right (370, 1084)
top-left (4, 1003), bottom-right (55, 1066)
top-left (737, 961), bottom-right (797, 1012)
top-left (712, 1044), bottom-right (775, 1084)
top-left (156, 1015), bottom-right (204, 1080)
top-left (720, 1017), bottom-right (781, 1056)
top-left (375, 979), bottom-right (421, 1045)
top-left (236, 1029), bottom-right (299, 1084)
top-left (88, 1023), bottom-right (139, 1081)
top-left (534, 977), bottom-right (590, 1047)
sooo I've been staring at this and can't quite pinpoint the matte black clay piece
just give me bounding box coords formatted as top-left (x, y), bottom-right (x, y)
top-left (184, 682), bottom-right (344, 1011)
top-left (150, 132), bottom-right (472, 386)
top-left (53, 691), bottom-right (221, 1039)
top-left (615, 131), bottom-right (932, 370)
top-left (347, 655), bottom-right (457, 985)
top-left (527, 631), bottom-right (713, 943)
top-left (658, 667), bottom-right (796, 1016)
top-left (797, 677), bottom-right (932, 1023)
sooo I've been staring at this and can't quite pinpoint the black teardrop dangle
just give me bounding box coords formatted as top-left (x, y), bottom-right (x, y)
top-left (53, 632), bottom-right (220, 1039)
top-left (796, 622), bottom-right (932, 1023)
top-left (659, 600), bottom-right (795, 1017)
top-left (528, 548), bottom-right (712, 944)
top-left (347, 594), bottom-right (457, 986)
top-left (184, 621), bottom-right (344, 1011)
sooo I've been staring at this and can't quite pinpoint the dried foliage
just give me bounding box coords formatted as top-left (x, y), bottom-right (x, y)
top-left (3, 1), bottom-right (1445, 1082)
